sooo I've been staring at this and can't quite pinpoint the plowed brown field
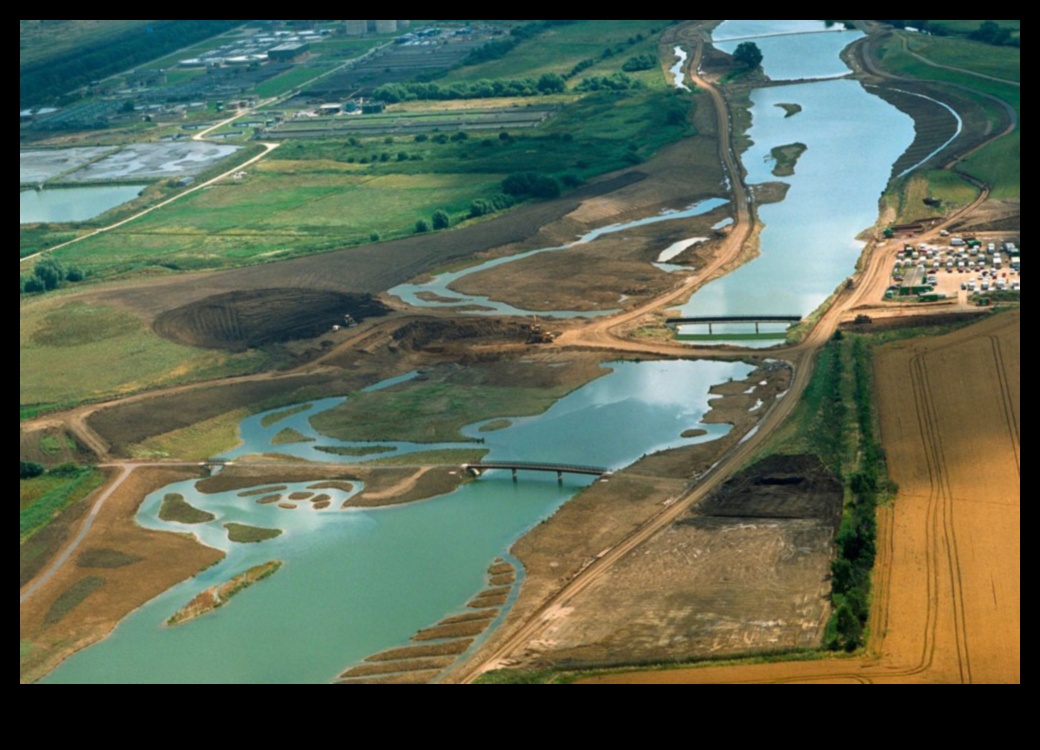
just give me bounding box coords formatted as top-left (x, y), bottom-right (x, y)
top-left (584, 311), bottom-right (1020, 683)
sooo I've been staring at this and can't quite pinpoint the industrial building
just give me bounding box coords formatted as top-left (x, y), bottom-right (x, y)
top-left (343, 20), bottom-right (411, 36)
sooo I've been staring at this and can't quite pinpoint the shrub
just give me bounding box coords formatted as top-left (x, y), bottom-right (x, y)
top-left (431, 210), bottom-right (451, 230)
top-left (622, 53), bottom-right (657, 72)
top-left (415, 219), bottom-right (430, 233)
top-left (20, 460), bottom-right (45, 479)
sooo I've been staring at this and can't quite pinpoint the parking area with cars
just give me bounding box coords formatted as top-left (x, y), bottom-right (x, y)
top-left (886, 234), bottom-right (1020, 303)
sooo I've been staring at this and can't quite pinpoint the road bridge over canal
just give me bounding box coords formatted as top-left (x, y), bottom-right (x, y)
top-left (665, 315), bottom-right (802, 334)
top-left (462, 461), bottom-right (611, 483)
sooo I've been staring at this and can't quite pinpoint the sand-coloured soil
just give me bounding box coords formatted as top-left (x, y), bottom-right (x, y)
top-left (503, 454), bottom-right (842, 669)
top-left (20, 466), bottom-right (222, 683)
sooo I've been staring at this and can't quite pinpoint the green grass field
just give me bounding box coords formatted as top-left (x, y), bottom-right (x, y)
top-left (444, 21), bottom-right (671, 88)
top-left (880, 33), bottom-right (1019, 199)
top-left (905, 34), bottom-right (1020, 82)
top-left (49, 166), bottom-right (503, 272)
top-left (929, 20), bottom-right (1020, 34)
top-left (253, 66), bottom-right (328, 98)
top-left (20, 298), bottom-right (267, 409)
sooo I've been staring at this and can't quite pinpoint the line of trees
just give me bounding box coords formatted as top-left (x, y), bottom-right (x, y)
top-left (823, 335), bottom-right (895, 652)
top-left (372, 73), bottom-right (566, 103)
top-left (573, 72), bottom-right (644, 92)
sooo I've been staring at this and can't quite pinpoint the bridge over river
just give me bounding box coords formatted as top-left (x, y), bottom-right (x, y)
top-left (665, 314), bottom-right (801, 334)
top-left (462, 461), bottom-right (611, 483)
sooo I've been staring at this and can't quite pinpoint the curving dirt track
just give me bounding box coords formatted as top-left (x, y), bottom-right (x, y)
top-left (584, 310), bottom-right (1020, 683)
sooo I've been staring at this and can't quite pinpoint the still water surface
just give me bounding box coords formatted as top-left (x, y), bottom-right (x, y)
top-left (20, 185), bottom-right (146, 224)
top-left (43, 359), bottom-right (751, 683)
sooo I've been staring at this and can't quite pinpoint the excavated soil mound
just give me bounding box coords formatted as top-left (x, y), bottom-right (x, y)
top-left (391, 318), bottom-right (534, 351)
top-left (153, 289), bottom-right (390, 350)
top-left (691, 453), bottom-right (843, 527)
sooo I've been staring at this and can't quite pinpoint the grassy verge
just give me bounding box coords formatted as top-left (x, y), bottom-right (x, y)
top-left (755, 331), bottom-right (902, 651)
top-left (131, 408), bottom-right (250, 460)
top-left (20, 466), bottom-right (104, 543)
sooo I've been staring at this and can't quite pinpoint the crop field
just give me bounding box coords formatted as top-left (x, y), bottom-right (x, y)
top-left (20, 297), bottom-right (267, 409)
top-left (582, 311), bottom-right (1020, 683)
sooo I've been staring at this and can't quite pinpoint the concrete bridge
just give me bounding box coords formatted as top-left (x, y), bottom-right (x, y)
top-left (666, 314), bottom-right (801, 334)
top-left (462, 461), bottom-right (611, 483)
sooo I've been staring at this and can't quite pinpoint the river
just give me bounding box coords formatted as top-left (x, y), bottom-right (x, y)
top-left (41, 20), bottom-right (917, 683)
top-left (43, 359), bottom-right (750, 684)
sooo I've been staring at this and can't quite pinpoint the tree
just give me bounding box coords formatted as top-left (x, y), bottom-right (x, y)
top-left (21, 460), bottom-right (45, 479)
top-left (32, 253), bottom-right (66, 291)
top-left (536, 72), bottom-right (565, 94)
top-left (431, 210), bottom-right (451, 230)
top-left (732, 41), bottom-right (763, 70)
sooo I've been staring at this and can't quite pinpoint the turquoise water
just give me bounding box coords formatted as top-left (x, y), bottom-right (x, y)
top-left (389, 198), bottom-right (728, 316)
top-left (20, 185), bottom-right (146, 224)
top-left (43, 359), bottom-right (752, 684)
